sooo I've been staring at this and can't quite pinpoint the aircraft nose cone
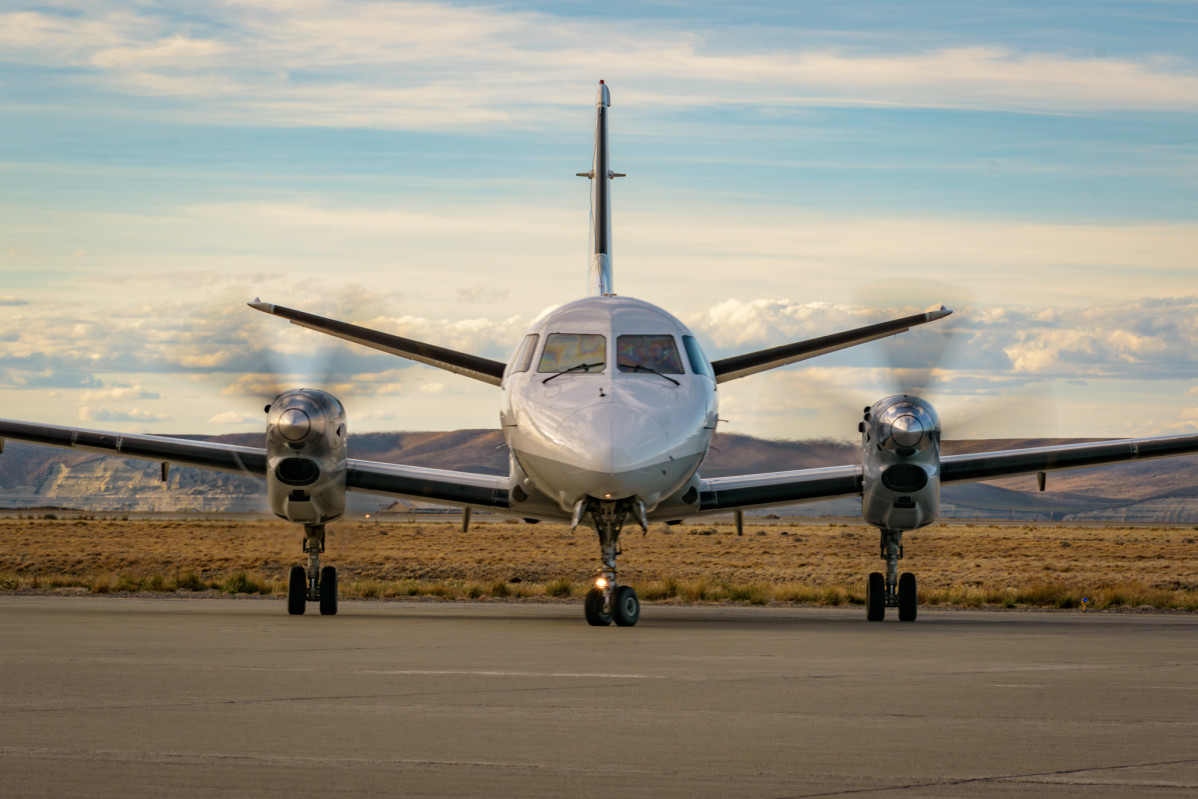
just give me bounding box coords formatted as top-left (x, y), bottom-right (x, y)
top-left (558, 403), bottom-right (668, 474)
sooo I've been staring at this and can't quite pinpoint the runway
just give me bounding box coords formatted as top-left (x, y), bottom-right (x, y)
top-left (0, 597), bottom-right (1195, 797)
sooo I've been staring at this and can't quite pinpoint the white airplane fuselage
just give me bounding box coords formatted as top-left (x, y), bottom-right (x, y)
top-left (500, 295), bottom-right (718, 517)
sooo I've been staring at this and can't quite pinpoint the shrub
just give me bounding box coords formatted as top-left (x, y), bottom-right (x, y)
top-left (176, 572), bottom-right (206, 592)
top-left (115, 574), bottom-right (144, 592)
top-left (222, 571), bottom-right (262, 595)
top-left (543, 578), bottom-right (573, 598)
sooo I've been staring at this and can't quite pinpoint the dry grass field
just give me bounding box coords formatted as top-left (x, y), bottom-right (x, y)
top-left (1, 516), bottom-right (1196, 610)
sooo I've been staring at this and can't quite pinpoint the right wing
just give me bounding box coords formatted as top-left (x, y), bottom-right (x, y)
top-left (0, 418), bottom-right (511, 512)
top-left (346, 460), bottom-right (509, 509)
top-left (710, 307), bottom-right (951, 383)
top-left (0, 419), bottom-right (267, 476)
top-left (248, 300), bottom-right (507, 386)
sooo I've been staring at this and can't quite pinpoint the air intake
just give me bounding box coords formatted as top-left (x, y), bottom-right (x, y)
top-left (276, 457), bottom-right (320, 486)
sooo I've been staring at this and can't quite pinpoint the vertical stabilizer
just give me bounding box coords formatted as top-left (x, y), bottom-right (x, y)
top-left (577, 81), bottom-right (624, 296)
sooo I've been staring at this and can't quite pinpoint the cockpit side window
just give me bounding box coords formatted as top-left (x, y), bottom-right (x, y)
top-left (616, 335), bottom-right (685, 374)
top-left (537, 333), bottom-right (606, 373)
top-left (507, 333), bottom-right (539, 375)
top-left (683, 335), bottom-right (713, 379)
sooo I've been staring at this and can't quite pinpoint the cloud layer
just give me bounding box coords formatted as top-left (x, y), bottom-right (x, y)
top-left (0, 291), bottom-right (1193, 437)
top-left (6, 2), bottom-right (1198, 133)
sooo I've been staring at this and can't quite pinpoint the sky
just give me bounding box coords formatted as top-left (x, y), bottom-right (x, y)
top-left (1, 0), bottom-right (1196, 442)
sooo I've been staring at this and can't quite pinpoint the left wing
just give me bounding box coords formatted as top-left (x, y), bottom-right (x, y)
top-left (697, 433), bottom-right (1198, 514)
top-left (0, 419), bottom-right (511, 511)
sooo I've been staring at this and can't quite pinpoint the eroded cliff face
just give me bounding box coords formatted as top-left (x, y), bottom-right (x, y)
top-left (1, 455), bottom-right (266, 512)
top-left (1065, 499), bottom-right (1198, 524)
top-left (0, 434), bottom-right (1194, 520)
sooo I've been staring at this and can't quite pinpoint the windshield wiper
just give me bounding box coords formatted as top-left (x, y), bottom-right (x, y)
top-left (626, 364), bottom-right (680, 385)
top-left (542, 361), bottom-right (604, 384)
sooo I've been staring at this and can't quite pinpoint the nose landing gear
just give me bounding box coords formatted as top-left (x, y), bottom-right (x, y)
top-left (579, 499), bottom-right (642, 627)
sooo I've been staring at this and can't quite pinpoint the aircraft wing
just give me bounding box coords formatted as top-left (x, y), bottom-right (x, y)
top-left (939, 434), bottom-right (1198, 484)
top-left (699, 465), bottom-right (863, 512)
top-left (0, 419), bottom-right (267, 476)
top-left (0, 418), bottom-right (511, 511)
top-left (248, 300), bottom-right (507, 386)
top-left (710, 307), bottom-right (951, 383)
top-left (696, 433), bottom-right (1198, 514)
top-left (345, 461), bottom-right (509, 508)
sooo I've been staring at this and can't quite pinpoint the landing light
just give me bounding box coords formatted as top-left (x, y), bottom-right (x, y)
top-left (595, 577), bottom-right (609, 589)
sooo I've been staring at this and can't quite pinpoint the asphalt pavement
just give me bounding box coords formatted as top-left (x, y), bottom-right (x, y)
top-left (0, 596), bottom-right (1195, 798)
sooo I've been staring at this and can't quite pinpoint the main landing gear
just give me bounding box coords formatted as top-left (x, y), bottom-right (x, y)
top-left (865, 528), bottom-right (916, 622)
top-left (581, 499), bottom-right (641, 627)
top-left (287, 523), bottom-right (337, 616)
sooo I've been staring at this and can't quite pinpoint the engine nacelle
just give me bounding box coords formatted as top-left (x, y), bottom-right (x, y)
top-left (265, 389), bottom-right (348, 525)
top-left (860, 395), bottom-right (940, 532)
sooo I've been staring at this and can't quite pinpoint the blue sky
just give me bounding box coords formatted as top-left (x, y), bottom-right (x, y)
top-left (1, 0), bottom-right (1196, 441)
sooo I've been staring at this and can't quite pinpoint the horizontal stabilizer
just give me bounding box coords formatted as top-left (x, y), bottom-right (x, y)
top-left (710, 307), bottom-right (951, 383)
top-left (249, 300), bottom-right (506, 386)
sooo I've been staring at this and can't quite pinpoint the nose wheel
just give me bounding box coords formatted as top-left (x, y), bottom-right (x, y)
top-left (584, 587), bottom-right (612, 626)
top-left (611, 585), bottom-right (640, 626)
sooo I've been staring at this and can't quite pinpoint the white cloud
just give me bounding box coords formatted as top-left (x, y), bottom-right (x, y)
top-left (79, 406), bottom-right (168, 423)
top-left (7, 4), bottom-right (1198, 133)
top-left (80, 384), bottom-right (159, 401)
top-left (207, 410), bottom-right (262, 426)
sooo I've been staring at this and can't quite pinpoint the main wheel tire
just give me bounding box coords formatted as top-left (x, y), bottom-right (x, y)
top-left (319, 565), bottom-right (338, 616)
top-left (287, 565), bottom-right (306, 616)
top-left (612, 585), bottom-right (640, 627)
top-left (898, 572), bottom-right (917, 622)
top-left (866, 572), bottom-right (885, 622)
top-left (584, 587), bottom-right (612, 626)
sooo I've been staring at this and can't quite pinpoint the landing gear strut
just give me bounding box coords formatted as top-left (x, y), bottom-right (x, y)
top-left (866, 529), bottom-right (916, 622)
top-left (287, 523), bottom-right (337, 616)
top-left (581, 499), bottom-right (641, 627)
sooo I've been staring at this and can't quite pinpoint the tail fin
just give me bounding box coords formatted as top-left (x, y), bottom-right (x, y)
top-left (576, 81), bottom-right (624, 296)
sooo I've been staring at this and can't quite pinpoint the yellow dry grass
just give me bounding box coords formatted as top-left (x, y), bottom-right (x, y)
top-left (0, 516), bottom-right (1195, 610)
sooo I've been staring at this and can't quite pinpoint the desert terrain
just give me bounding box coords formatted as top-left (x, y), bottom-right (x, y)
top-left (0, 514), bottom-right (1195, 610)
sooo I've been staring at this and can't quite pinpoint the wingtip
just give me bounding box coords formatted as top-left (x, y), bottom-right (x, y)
top-left (926, 305), bottom-right (953, 321)
top-left (247, 298), bottom-right (274, 313)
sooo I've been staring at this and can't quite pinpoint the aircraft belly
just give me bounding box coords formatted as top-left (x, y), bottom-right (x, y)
top-left (515, 447), bottom-right (704, 513)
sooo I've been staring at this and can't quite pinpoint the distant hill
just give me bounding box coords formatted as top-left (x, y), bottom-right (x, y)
top-left (0, 430), bottom-right (1194, 521)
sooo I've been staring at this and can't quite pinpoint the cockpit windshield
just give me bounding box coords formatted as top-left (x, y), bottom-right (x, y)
top-left (616, 335), bottom-right (684, 374)
top-left (537, 333), bottom-right (606, 374)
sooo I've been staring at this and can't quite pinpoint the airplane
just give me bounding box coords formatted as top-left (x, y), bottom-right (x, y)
top-left (3, 81), bottom-right (1197, 626)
